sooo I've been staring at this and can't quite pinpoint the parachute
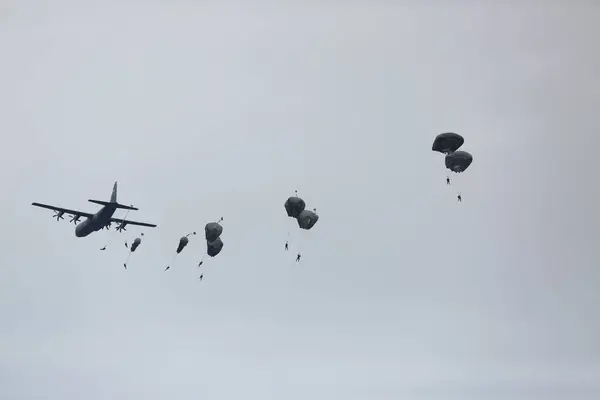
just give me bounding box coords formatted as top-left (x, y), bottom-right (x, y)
top-left (432, 132), bottom-right (473, 201)
top-left (284, 191), bottom-right (319, 261)
top-left (284, 196), bottom-right (306, 218)
top-left (203, 219), bottom-right (224, 258)
top-left (165, 232), bottom-right (196, 271)
top-left (296, 210), bottom-right (319, 230)
top-left (432, 132), bottom-right (464, 154)
top-left (205, 221), bottom-right (224, 243)
top-left (130, 237), bottom-right (142, 252)
top-left (123, 234), bottom-right (144, 269)
top-left (176, 236), bottom-right (190, 253)
top-left (445, 150), bottom-right (473, 173)
top-left (206, 237), bottom-right (224, 257)
top-left (197, 219), bottom-right (224, 277)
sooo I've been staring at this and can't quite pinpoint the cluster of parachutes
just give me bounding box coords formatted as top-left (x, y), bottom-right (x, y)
top-left (204, 218), bottom-right (224, 258)
top-left (284, 192), bottom-right (319, 260)
top-left (118, 193), bottom-right (320, 274)
top-left (432, 132), bottom-right (473, 200)
top-left (115, 134), bottom-right (475, 273)
top-left (163, 218), bottom-right (225, 274)
top-left (285, 193), bottom-right (319, 231)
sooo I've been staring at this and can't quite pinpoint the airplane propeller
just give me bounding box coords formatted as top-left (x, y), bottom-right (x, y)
top-left (116, 222), bottom-right (127, 232)
top-left (70, 215), bottom-right (81, 224)
top-left (53, 211), bottom-right (65, 221)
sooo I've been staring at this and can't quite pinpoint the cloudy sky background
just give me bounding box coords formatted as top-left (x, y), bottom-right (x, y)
top-left (1, 1), bottom-right (599, 399)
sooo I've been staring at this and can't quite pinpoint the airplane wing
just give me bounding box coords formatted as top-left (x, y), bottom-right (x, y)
top-left (31, 202), bottom-right (94, 218)
top-left (110, 217), bottom-right (157, 228)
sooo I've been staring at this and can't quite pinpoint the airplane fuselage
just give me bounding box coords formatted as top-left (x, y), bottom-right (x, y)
top-left (75, 205), bottom-right (117, 237)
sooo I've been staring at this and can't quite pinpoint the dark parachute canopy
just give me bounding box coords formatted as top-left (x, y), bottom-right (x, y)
top-left (283, 192), bottom-right (319, 259)
top-left (206, 237), bottom-right (224, 257)
top-left (130, 237), bottom-right (142, 252)
top-left (296, 210), bottom-right (319, 230)
top-left (177, 236), bottom-right (190, 253)
top-left (201, 219), bottom-right (224, 261)
top-left (445, 150), bottom-right (473, 173)
top-left (166, 232), bottom-right (196, 271)
top-left (284, 196), bottom-right (306, 218)
top-left (123, 234), bottom-right (144, 269)
top-left (432, 132), bottom-right (464, 154)
top-left (205, 222), bottom-right (223, 243)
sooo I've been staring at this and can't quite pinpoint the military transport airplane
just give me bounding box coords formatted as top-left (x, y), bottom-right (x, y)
top-left (31, 182), bottom-right (158, 237)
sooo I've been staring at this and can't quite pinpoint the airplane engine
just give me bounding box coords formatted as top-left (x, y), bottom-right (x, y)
top-left (116, 221), bottom-right (127, 232)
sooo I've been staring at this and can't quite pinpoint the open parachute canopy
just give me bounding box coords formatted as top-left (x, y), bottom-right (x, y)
top-left (176, 236), bottom-right (189, 253)
top-left (207, 237), bottom-right (224, 257)
top-left (130, 237), bottom-right (141, 252)
top-left (445, 150), bottom-right (473, 173)
top-left (296, 210), bottom-right (319, 230)
top-left (284, 196), bottom-right (306, 218)
top-left (205, 222), bottom-right (223, 243)
top-left (432, 132), bottom-right (464, 154)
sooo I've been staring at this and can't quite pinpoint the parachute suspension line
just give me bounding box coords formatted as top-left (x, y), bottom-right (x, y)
top-left (185, 231), bottom-right (197, 238)
top-left (165, 253), bottom-right (178, 271)
top-left (124, 251), bottom-right (132, 269)
top-left (100, 208), bottom-right (133, 250)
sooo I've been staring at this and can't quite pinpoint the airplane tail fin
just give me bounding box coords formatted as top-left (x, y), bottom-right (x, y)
top-left (111, 181), bottom-right (117, 203)
top-left (87, 182), bottom-right (139, 210)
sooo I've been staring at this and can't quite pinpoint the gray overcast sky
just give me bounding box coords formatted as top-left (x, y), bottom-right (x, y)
top-left (1, 1), bottom-right (599, 399)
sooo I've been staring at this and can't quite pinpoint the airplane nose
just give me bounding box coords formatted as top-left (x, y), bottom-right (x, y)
top-left (75, 226), bottom-right (86, 237)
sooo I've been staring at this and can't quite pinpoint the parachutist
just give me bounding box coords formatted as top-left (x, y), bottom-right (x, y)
top-left (100, 246), bottom-right (106, 251)
top-left (285, 241), bottom-right (288, 251)
top-left (198, 261), bottom-right (203, 267)
top-left (125, 241), bottom-right (128, 248)
top-left (123, 263), bottom-right (127, 269)
top-left (165, 266), bottom-right (170, 271)
top-left (199, 274), bottom-right (204, 281)
top-left (296, 253), bottom-right (301, 262)
top-left (457, 194), bottom-right (462, 202)
top-left (446, 177), bottom-right (450, 185)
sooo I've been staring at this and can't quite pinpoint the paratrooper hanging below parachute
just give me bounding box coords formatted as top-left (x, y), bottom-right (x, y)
top-left (444, 150), bottom-right (473, 202)
top-left (432, 132), bottom-right (473, 199)
top-left (165, 232), bottom-right (196, 271)
top-left (197, 219), bottom-right (224, 276)
top-left (284, 191), bottom-right (319, 263)
top-left (123, 233), bottom-right (144, 269)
